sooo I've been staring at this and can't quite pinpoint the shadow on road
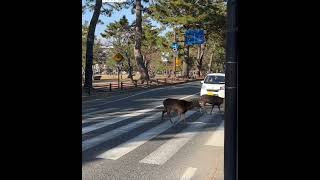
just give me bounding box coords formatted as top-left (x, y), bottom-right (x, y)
top-left (82, 111), bottom-right (224, 166)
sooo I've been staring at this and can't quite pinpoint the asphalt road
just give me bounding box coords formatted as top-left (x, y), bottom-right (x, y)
top-left (82, 81), bottom-right (224, 180)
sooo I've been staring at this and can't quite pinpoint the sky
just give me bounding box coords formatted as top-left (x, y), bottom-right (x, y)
top-left (82, 7), bottom-right (135, 38)
top-left (82, 1), bottom-right (172, 44)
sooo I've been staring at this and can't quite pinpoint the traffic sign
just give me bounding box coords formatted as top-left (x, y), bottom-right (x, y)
top-left (175, 58), bottom-right (182, 66)
top-left (185, 29), bottom-right (205, 45)
top-left (113, 53), bottom-right (124, 62)
top-left (173, 50), bottom-right (179, 57)
top-left (171, 43), bottom-right (179, 49)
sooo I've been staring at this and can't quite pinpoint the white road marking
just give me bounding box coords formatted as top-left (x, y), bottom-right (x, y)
top-left (96, 111), bottom-right (196, 160)
top-left (82, 91), bottom-right (199, 121)
top-left (83, 82), bottom-right (198, 109)
top-left (82, 112), bottom-right (162, 152)
top-left (186, 121), bottom-right (216, 125)
top-left (83, 102), bottom-right (163, 118)
top-left (83, 88), bottom-right (165, 114)
top-left (180, 92), bottom-right (200, 99)
top-left (180, 167), bottom-right (197, 180)
top-left (82, 98), bottom-right (103, 103)
top-left (139, 114), bottom-right (212, 165)
top-left (82, 108), bottom-right (159, 134)
top-left (205, 121), bottom-right (224, 147)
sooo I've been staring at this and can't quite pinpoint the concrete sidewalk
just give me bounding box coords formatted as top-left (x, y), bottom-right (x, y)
top-left (208, 122), bottom-right (224, 180)
top-left (210, 152), bottom-right (224, 180)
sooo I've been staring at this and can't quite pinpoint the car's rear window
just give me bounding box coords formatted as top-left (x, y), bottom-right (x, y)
top-left (204, 75), bottom-right (225, 84)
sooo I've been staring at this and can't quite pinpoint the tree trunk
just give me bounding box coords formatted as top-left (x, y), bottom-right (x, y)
top-left (134, 0), bottom-right (149, 84)
top-left (84, 0), bottom-right (102, 89)
top-left (208, 43), bottom-right (216, 73)
top-left (125, 52), bottom-right (134, 82)
top-left (198, 43), bottom-right (205, 77)
top-left (182, 45), bottom-right (189, 78)
top-left (208, 53), bottom-right (214, 73)
top-left (196, 43), bottom-right (206, 78)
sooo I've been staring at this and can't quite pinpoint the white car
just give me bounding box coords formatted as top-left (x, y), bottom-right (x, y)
top-left (200, 73), bottom-right (225, 98)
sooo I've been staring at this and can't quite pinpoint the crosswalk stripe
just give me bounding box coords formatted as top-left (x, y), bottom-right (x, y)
top-left (82, 116), bottom-right (128, 134)
top-left (204, 121), bottom-right (224, 147)
top-left (82, 110), bottom-right (144, 122)
top-left (83, 104), bottom-right (163, 116)
top-left (180, 167), bottom-right (197, 180)
top-left (139, 114), bottom-right (212, 165)
top-left (82, 112), bottom-right (162, 152)
top-left (96, 111), bottom-right (196, 160)
top-left (82, 109), bottom-right (158, 134)
top-left (82, 93), bottom-right (200, 129)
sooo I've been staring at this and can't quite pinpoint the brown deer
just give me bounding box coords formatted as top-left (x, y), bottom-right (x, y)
top-left (161, 98), bottom-right (201, 124)
top-left (199, 95), bottom-right (224, 114)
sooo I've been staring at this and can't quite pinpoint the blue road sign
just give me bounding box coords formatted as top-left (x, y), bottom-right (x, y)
top-left (185, 29), bottom-right (205, 46)
top-left (171, 43), bottom-right (179, 49)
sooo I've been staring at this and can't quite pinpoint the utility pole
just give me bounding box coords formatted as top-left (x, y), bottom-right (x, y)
top-left (225, 0), bottom-right (238, 180)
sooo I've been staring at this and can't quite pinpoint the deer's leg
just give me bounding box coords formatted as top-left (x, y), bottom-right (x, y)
top-left (199, 102), bottom-right (203, 113)
top-left (203, 102), bottom-right (207, 114)
top-left (178, 112), bottom-right (183, 125)
top-left (162, 108), bottom-right (167, 120)
top-left (168, 111), bottom-right (173, 124)
top-left (218, 105), bottom-right (221, 112)
top-left (183, 113), bottom-right (186, 123)
top-left (210, 104), bottom-right (214, 115)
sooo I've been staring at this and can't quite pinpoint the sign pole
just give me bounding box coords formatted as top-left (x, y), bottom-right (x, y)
top-left (117, 65), bottom-right (120, 89)
top-left (112, 53), bottom-right (124, 89)
top-left (173, 30), bottom-right (177, 78)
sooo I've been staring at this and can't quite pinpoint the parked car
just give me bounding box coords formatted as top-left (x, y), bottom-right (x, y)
top-left (200, 73), bottom-right (225, 98)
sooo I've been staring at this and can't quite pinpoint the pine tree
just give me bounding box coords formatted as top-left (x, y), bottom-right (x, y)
top-left (148, 0), bottom-right (226, 77)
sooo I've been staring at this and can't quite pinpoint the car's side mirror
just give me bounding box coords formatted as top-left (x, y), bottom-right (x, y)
top-left (201, 81), bottom-right (204, 84)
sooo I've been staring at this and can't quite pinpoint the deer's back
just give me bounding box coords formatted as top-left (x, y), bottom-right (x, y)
top-left (201, 95), bottom-right (224, 105)
top-left (163, 98), bottom-right (192, 113)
